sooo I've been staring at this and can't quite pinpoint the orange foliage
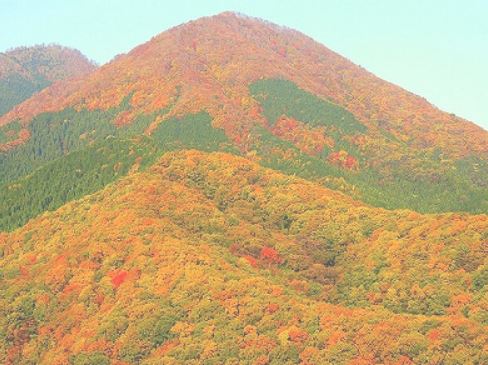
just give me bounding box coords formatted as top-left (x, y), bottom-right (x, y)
top-left (328, 330), bottom-right (345, 346)
top-left (0, 150), bottom-right (486, 364)
top-left (427, 329), bottom-right (441, 343)
top-left (328, 150), bottom-right (359, 170)
top-left (288, 326), bottom-right (309, 343)
top-left (253, 354), bottom-right (270, 365)
top-left (267, 303), bottom-right (280, 314)
top-left (394, 355), bottom-right (415, 365)
top-left (244, 255), bottom-right (258, 267)
top-left (272, 116), bottom-right (333, 155)
top-left (110, 270), bottom-right (128, 288)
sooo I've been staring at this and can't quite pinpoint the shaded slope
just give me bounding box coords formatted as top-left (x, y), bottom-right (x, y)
top-left (0, 112), bottom-right (236, 231)
top-left (1, 151), bottom-right (486, 364)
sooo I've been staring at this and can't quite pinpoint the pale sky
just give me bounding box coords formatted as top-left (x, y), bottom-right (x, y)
top-left (1, 0), bottom-right (487, 130)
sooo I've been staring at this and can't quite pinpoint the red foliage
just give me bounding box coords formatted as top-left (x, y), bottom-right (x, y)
top-left (260, 246), bottom-right (283, 265)
top-left (229, 243), bottom-right (240, 255)
top-left (267, 303), bottom-right (279, 314)
top-left (328, 150), bottom-right (359, 170)
top-left (272, 116), bottom-right (332, 156)
top-left (344, 155), bottom-right (358, 170)
top-left (110, 270), bottom-right (128, 288)
top-left (244, 255), bottom-right (258, 267)
top-left (288, 327), bottom-right (309, 343)
top-left (62, 283), bottom-right (79, 296)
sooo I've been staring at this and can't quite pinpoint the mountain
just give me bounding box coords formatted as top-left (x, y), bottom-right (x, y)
top-left (0, 13), bottom-right (486, 228)
top-left (1, 150), bottom-right (486, 364)
top-left (0, 44), bottom-right (96, 117)
top-left (1, 14), bottom-right (486, 155)
top-left (0, 12), bottom-right (487, 363)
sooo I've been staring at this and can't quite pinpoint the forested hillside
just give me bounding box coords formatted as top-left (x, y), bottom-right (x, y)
top-left (1, 80), bottom-right (486, 232)
top-left (1, 151), bottom-right (486, 364)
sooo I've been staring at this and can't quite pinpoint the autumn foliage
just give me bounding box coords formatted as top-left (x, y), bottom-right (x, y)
top-left (260, 246), bottom-right (283, 265)
top-left (0, 12), bottom-right (487, 365)
top-left (0, 150), bottom-right (486, 364)
top-left (0, 13), bottom-right (486, 216)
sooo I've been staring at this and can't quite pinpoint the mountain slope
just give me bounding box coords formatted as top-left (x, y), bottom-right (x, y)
top-left (0, 45), bottom-right (96, 117)
top-left (1, 151), bottom-right (486, 364)
top-left (0, 13), bottom-right (486, 218)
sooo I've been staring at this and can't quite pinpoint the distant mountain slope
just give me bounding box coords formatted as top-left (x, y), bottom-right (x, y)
top-left (0, 12), bottom-right (486, 219)
top-left (0, 45), bottom-right (96, 117)
top-left (1, 150), bottom-right (486, 364)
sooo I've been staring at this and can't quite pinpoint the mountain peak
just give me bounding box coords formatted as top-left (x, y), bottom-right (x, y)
top-left (4, 44), bottom-right (96, 78)
top-left (191, 11), bottom-right (276, 25)
top-left (1, 12), bottom-right (486, 158)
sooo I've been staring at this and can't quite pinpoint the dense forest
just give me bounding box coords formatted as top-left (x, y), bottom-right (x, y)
top-left (1, 151), bottom-right (487, 364)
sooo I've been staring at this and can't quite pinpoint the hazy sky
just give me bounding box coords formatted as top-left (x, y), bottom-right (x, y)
top-left (1, 0), bottom-right (487, 130)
